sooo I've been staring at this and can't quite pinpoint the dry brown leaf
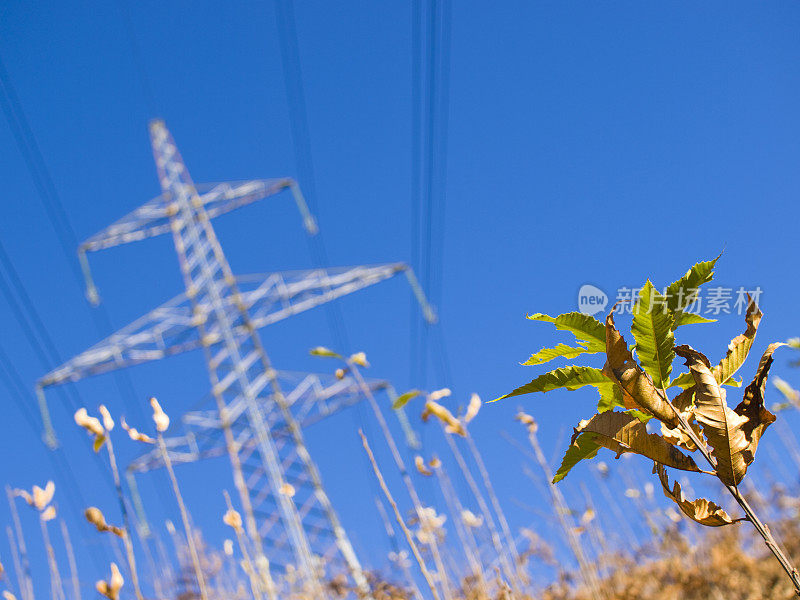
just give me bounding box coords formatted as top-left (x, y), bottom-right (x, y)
top-left (603, 312), bottom-right (679, 427)
top-left (574, 411), bottom-right (701, 472)
top-left (732, 342), bottom-right (782, 465)
top-left (654, 463), bottom-right (742, 527)
top-left (674, 345), bottom-right (750, 486)
top-left (660, 387), bottom-right (702, 451)
top-left (713, 296), bottom-right (762, 385)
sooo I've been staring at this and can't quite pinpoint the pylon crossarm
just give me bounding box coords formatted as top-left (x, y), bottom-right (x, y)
top-left (38, 264), bottom-right (410, 387)
top-left (80, 179), bottom-right (297, 253)
top-left (127, 373), bottom-right (389, 474)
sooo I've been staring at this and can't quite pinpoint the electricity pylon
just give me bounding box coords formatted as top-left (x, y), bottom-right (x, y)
top-left (37, 120), bottom-right (434, 595)
top-left (126, 371), bottom-right (413, 575)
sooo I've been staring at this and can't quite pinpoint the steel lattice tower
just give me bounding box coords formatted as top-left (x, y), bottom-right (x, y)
top-left (37, 120), bottom-right (434, 596)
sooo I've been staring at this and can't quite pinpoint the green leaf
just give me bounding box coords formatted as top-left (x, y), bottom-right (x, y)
top-left (527, 312), bottom-right (606, 353)
top-left (496, 366), bottom-right (611, 401)
top-left (522, 343), bottom-right (589, 366)
top-left (553, 433), bottom-right (601, 483)
top-left (595, 384), bottom-right (651, 423)
top-left (674, 313), bottom-right (717, 327)
top-left (669, 372), bottom-right (695, 389)
top-left (713, 298), bottom-right (762, 386)
top-left (631, 281), bottom-right (675, 389)
top-left (670, 372), bottom-right (741, 389)
top-left (597, 383), bottom-right (625, 412)
top-left (309, 346), bottom-right (342, 359)
top-left (665, 255), bottom-right (720, 329)
top-left (392, 389), bottom-right (423, 409)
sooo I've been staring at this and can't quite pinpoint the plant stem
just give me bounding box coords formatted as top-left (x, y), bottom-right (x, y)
top-left (442, 426), bottom-right (518, 586)
top-left (359, 429), bottom-right (441, 600)
top-left (347, 362), bottom-right (452, 597)
top-left (39, 517), bottom-right (65, 600)
top-left (224, 490), bottom-right (272, 600)
top-left (525, 427), bottom-right (604, 600)
top-left (103, 438), bottom-right (145, 600)
top-left (6, 487), bottom-right (34, 600)
top-left (6, 525), bottom-right (26, 600)
top-left (157, 433), bottom-right (210, 600)
top-left (432, 458), bottom-right (489, 596)
top-left (464, 431), bottom-right (523, 583)
top-left (59, 520), bottom-right (81, 600)
top-left (660, 386), bottom-right (800, 595)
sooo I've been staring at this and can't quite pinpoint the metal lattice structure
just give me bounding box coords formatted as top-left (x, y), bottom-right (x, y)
top-left (37, 120), bottom-right (434, 596)
top-left (128, 371), bottom-right (399, 572)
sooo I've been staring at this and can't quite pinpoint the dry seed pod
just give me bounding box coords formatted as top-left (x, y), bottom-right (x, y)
top-left (150, 397), bottom-right (170, 433)
top-left (96, 563), bottom-right (124, 600)
top-left (40, 505), bottom-right (56, 522)
top-left (464, 393), bottom-right (482, 423)
top-left (279, 482), bottom-right (296, 497)
top-left (461, 509), bottom-right (484, 528)
top-left (14, 490), bottom-right (33, 506)
top-left (428, 388), bottom-right (452, 402)
top-left (223, 539), bottom-right (234, 556)
top-left (422, 400), bottom-right (466, 436)
top-left (98, 405), bottom-right (115, 432)
top-left (223, 508), bottom-right (243, 531)
top-left (349, 352), bottom-right (370, 368)
top-left (428, 456), bottom-right (441, 469)
top-left (515, 411), bottom-right (538, 433)
top-left (74, 408), bottom-right (106, 451)
top-left (3, 591), bottom-right (17, 600)
top-left (416, 507), bottom-right (446, 544)
top-left (335, 368), bottom-right (347, 380)
top-left (84, 507), bottom-right (124, 537)
top-left (414, 456), bottom-right (432, 476)
top-left (32, 481), bottom-right (55, 511)
top-left (16, 482), bottom-right (55, 512)
top-left (120, 417), bottom-right (155, 444)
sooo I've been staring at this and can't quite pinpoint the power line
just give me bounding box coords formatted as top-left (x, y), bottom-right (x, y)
top-left (412, 0), bottom-right (453, 390)
top-left (411, 0), bottom-right (424, 390)
top-left (0, 48), bottom-right (147, 427)
top-left (116, 0), bottom-right (159, 118)
top-left (272, 0), bottom-right (351, 353)
top-left (0, 337), bottom-right (109, 574)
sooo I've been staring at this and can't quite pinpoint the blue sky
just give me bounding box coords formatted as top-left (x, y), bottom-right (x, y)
top-left (2, 0), bottom-right (800, 593)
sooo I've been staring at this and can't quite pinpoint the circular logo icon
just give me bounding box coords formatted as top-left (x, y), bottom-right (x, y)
top-left (578, 284), bottom-right (608, 316)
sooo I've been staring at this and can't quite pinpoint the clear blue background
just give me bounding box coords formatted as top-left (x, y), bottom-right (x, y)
top-left (1, 1), bottom-right (800, 594)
